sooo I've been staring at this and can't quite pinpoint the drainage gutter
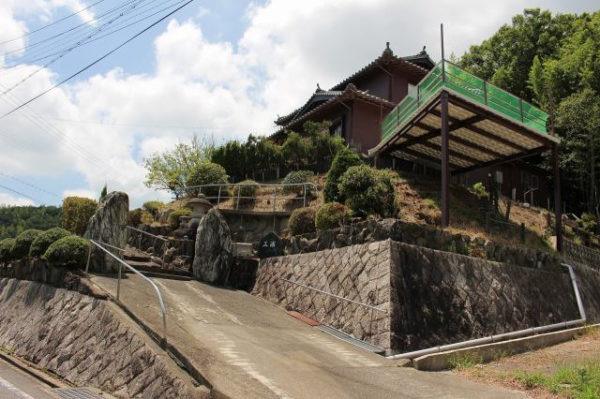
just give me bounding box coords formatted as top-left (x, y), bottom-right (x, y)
top-left (387, 263), bottom-right (586, 360)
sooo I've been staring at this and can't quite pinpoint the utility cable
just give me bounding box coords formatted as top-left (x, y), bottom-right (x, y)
top-left (0, 0), bottom-right (195, 120)
top-left (0, 183), bottom-right (39, 203)
top-left (0, 172), bottom-right (60, 198)
top-left (0, 0), bottom-right (106, 46)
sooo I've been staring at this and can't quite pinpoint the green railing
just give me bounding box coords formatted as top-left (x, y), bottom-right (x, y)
top-left (381, 60), bottom-right (549, 142)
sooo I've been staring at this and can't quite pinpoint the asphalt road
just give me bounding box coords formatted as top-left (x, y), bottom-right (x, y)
top-left (0, 357), bottom-right (58, 399)
top-left (92, 274), bottom-right (528, 399)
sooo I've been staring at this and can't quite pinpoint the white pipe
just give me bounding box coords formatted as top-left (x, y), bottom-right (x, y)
top-left (387, 263), bottom-right (586, 360)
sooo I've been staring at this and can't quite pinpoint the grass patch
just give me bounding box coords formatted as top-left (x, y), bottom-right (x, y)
top-left (447, 352), bottom-right (483, 370)
top-left (510, 360), bottom-right (600, 398)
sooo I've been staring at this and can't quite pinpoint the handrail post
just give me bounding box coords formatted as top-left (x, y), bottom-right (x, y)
top-left (303, 184), bottom-right (307, 207)
top-left (85, 244), bottom-right (92, 274)
top-left (273, 186), bottom-right (278, 212)
top-left (117, 261), bottom-right (122, 300)
top-left (236, 185), bottom-right (241, 210)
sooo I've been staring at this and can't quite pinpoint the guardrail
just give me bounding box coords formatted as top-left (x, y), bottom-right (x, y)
top-left (381, 59), bottom-right (550, 142)
top-left (126, 225), bottom-right (168, 266)
top-left (184, 182), bottom-right (319, 211)
top-left (86, 239), bottom-right (167, 345)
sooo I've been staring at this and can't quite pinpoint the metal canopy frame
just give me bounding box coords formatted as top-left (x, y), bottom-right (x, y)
top-left (370, 86), bottom-right (562, 250)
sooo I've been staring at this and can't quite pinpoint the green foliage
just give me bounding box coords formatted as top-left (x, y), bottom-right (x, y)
top-left (61, 197), bottom-right (97, 236)
top-left (304, 120), bottom-right (345, 166)
top-left (142, 201), bottom-right (165, 218)
top-left (144, 135), bottom-right (214, 198)
top-left (315, 202), bottom-right (350, 231)
top-left (12, 229), bottom-right (42, 259)
top-left (168, 208), bottom-right (192, 230)
top-left (338, 165), bottom-right (398, 217)
top-left (0, 205), bottom-right (61, 240)
top-left (232, 180), bottom-right (260, 204)
top-left (470, 182), bottom-right (490, 199)
top-left (0, 238), bottom-right (15, 262)
top-left (288, 207), bottom-right (316, 236)
top-left (29, 227), bottom-right (71, 257)
top-left (447, 352), bottom-right (483, 370)
top-left (580, 213), bottom-right (598, 234)
top-left (99, 184), bottom-right (108, 202)
top-left (324, 148), bottom-right (364, 203)
top-left (282, 132), bottom-right (313, 170)
top-left (129, 209), bottom-right (153, 226)
top-left (282, 170), bottom-right (314, 195)
top-left (44, 236), bottom-right (90, 268)
top-left (184, 162), bottom-right (229, 198)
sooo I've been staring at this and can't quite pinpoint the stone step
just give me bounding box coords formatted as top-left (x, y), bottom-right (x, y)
top-left (123, 252), bottom-right (152, 262)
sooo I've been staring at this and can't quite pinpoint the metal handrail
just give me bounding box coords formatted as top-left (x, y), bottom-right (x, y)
top-left (86, 239), bottom-right (167, 345)
top-left (126, 225), bottom-right (168, 266)
top-left (185, 182), bottom-right (319, 209)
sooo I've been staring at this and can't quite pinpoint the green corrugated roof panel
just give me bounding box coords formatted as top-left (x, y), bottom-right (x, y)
top-left (381, 60), bottom-right (549, 143)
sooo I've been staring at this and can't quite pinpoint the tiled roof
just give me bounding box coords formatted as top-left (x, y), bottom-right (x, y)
top-left (275, 89), bottom-right (342, 125)
top-left (270, 85), bottom-right (395, 139)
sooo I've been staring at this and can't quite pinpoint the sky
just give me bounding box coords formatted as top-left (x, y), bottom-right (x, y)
top-left (0, 0), bottom-right (597, 208)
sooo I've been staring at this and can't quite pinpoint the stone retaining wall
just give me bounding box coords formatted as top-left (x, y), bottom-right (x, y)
top-left (253, 240), bottom-right (594, 354)
top-left (0, 278), bottom-right (207, 398)
top-left (284, 218), bottom-right (560, 270)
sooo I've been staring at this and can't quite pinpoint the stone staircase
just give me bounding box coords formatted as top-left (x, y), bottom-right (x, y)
top-left (122, 247), bottom-right (192, 280)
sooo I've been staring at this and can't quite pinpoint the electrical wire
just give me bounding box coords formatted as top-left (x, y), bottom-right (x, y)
top-left (0, 0), bottom-right (195, 120)
top-left (0, 183), bottom-right (39, 203)
top-left (0, 172), bottom-right (60, 198)
top-left (0, 0), bottom-right (106, 46)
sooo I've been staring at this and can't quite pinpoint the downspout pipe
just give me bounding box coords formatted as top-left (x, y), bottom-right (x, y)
top-left (387, 263), bottom-right (586, 360)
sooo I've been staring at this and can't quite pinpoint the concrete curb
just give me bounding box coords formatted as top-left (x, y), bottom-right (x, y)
top-left (413, 324), bottom-right (600, 371)
top-left (0, 350), bottom-right (70, 389)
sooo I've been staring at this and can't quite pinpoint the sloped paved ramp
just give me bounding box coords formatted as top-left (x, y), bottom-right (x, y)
top-left (90, 275), bottom-right (526, 399)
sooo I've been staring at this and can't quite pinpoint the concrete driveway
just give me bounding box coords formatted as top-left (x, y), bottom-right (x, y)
top-left (90, 274), bottom-right (527, 399)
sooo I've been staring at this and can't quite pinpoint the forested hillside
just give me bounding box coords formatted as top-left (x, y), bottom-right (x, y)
top-left (0, 206), bottom-right (61, 239)
top-left (459, 8), bottom-right (600, 217)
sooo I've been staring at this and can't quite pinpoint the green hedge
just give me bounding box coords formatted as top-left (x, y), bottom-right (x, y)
top-left (282, 170), bottom-right (314, 195)
top-left (338, 166), bottom-right (398, 217)
top-left (62, 197), bottom-right (97, 235)
top-left (29, 227), bottom-right (71, 257)
top-left (0, 238), bottom-right (15, 262)
top-left (289, 207), bottom-right (316, 235)
top-left (44, 236), bottom-right (90, 268)
top-left (232, 180), bottom-right (259, 204)
top-left (315, 202), bottom-right (350, 231)
top-left (324, 148), bottom-right (363, 203)
top-left (12, 229), bottom-right (42, 259)
top-left (185, 162), bottom-right (228, 198)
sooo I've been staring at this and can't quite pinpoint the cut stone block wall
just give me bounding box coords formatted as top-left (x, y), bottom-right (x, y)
top-left (253, 240), bottom-right (393, 349)
top-left (0, 278), bottom-right (206, 398)
top-left (253, 240), bottom-right (595, 354)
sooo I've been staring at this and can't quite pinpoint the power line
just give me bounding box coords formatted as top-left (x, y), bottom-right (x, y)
top-left (0, 0), bottom-right (106, 45)
top-left (0, 172), bottom-right (60, 198)
top-left (0, 183), bottom-right (39, 204)
top-left (0, 0), bottom-right (195, 120)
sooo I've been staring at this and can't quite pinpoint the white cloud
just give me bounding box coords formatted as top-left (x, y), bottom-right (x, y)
top-left (0, 192), bottom-right (35, 206)
top-left (0, 0), bottom-right (596, 207)
top-left (61, 188), bottom-right (96, 200)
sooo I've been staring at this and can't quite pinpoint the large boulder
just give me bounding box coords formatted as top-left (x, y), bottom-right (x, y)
top-left (84, 191), bottom-right (129, 272)
top-left (192, 208), bottom-right (233, 285)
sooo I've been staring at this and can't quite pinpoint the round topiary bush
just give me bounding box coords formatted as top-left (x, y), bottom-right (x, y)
top-left (288, 207), bottom-right (316, 236)
top-left (282, 170), bottom-right (314, 195)
top-left (315, 202), bottom-right (350, 231)
top-left (0, 238), bottom-right (16, 262)
top-left (44, 236), bottom-right (90, 268)
top-left (168, 208), bottom-right (192, 230)
top-left (338, 165), bottom-right (398, 217)
top-left (324, 148), bottom-right (363, 203)
top-left (11, 229), bottom-right (42, 259)
top-left (185, 162), bottom-right (229, 198)
top-left (232, 180), bottom-right (260, 205)
top-left (29, 227), bottom-right (71, 257)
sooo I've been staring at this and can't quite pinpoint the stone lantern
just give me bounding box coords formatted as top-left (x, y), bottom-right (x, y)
top-left (187, 195), bottom-right (213, 223)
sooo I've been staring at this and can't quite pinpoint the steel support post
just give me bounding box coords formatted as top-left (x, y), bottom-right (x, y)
top-left (553, 144), bottom-right (563, 252)
top-left (441, 91), bottom-right (450, 227)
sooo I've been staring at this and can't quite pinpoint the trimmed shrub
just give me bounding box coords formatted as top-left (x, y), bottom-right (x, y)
top-left (44, 236), bottom-right (90, 268)
top-left (29, 227), bottom-right (71, 257)
top-left (0, 238), bottom-right (15, 262)
top-left (232, 180), bottom-right (260, 205)
top-left (470, 182), bottom-right (489, 199)
top-left (168, 208), bottom-right (192, 230)
top-left (12, 229), bottom-right (42, 259)
top-left (185, 162), bottom-right (228, 198)
top-left (324, 148), bottom-right (363, 202)
top-left (282, 170), bottom-right (314, 195)
top-left (288, 207), bottom-right (316, 235)
top-left (338, 165), bottom-right (398, 217)
top-left (315, 202), bottom-right (350, 231)
top-left (62, 197), bottom-right (97, 235)
top-left (143, 201), bottom-right (165, 218)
